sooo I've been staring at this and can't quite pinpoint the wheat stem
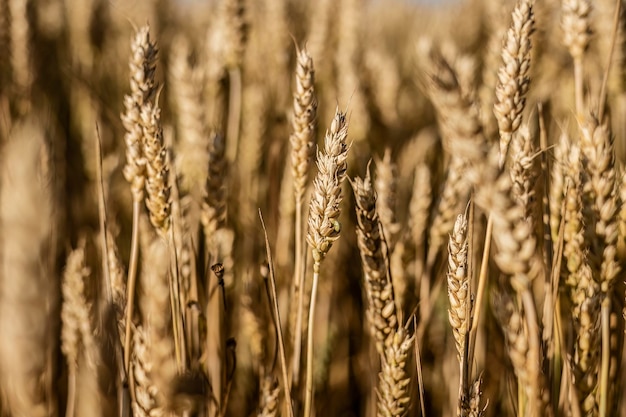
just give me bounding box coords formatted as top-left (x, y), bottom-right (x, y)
top-left (304, 264), bottom-right (320, 417)
top-left (124, 201), bottom-right (141, 374)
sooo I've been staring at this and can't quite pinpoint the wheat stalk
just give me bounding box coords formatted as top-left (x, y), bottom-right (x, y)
top-left (290, 44), bottom-right (318, 389)
top-left (121, 24), bottom-right (159, 375)
top-left (304, 109), bottom-right (350, 417)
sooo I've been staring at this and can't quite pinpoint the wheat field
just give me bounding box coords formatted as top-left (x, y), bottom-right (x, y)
top-left (1, 0), bottom-right (626, 416)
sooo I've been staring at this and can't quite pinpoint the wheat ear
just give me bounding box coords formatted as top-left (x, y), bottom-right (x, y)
top-left (578, 114), bottom-right (621, 417)
top-left (290, 44), bottom-right (318, 389)
top-left (61, 246), bottom-right (97, 417)
top-left (376, 327), bottom-right (414, 417)
top-left (121, 24), bottom-right (158, 374)
top-left (304, 109), bottom-right (350, 417)
top-left (562, 0), bottom-right (592, 115)
top-left (139, 238), bottom-right (177, 410)
top-left (493, 0), bottom-right (535, 166)
top-left (471, 149), bottom-right (550, 417)
top-left (409, 163), bottom-right (432, 289)
top-left (258, 376), bottom-right (281, 417)
top-left (352, 169), bottom-right (398, 356)
top-left (375, 149), bottom-right (401, 252)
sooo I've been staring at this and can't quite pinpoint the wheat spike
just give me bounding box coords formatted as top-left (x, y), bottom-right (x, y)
top-left (122, 25), bottom-right (158, 202)
top-left (561, 0), bottom-right (592, 60)
top-left (493, 0), bottom-right (535, 165)
top-left (375, 149), bottom-right (401, 252)
top-left (446, 213), bottom-right (470, 362)
top-left (424, 44), bottom-right (484, 161)
top-left (290, 45), bottom-right (318, 205)
top-left (579, 115), bottom-right (621, 292)
top-left (376, 327), bottom-right (414, 417)
top-left (61, 247), bottom-right (96, 370)
top-left (352, 170), bottom-right (398, 356)
top-left (141, 101), bottom-right (171, 236)
top-left (132, 325), bottom-right (162, 417)
top-left (201, 131), bottom-right (228, 244)
top-left (509, 125), bottom-right (537, 221)
top-left (307, 109), bottom-right (350, 263)
top-left (258, 376), bottom-right (281, 417)
top-left (169, 34), bottom-right (209, 200)
top-left (140, 238), bottom-right (177, 409)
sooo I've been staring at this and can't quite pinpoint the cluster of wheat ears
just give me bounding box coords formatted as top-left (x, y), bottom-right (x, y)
top-left (3, 0), bottom-right (626, 416)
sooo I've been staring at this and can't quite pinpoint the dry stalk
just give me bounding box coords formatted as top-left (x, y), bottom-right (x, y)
top-left (494, 0), bottom-right (535, 166)
top-left (409, 163), bottom-right (432, 288)
top-left (304, 109), bottom-right (350, 417)
top-left (352, 170), bottom-right (398, 356)
top-left (218, 0), bottom-right (247, 162)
